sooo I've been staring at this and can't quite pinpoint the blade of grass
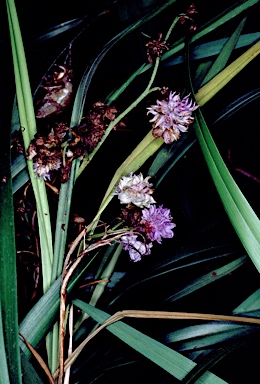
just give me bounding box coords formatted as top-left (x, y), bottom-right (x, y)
top-left (193, 110), bottom-right (260, 269)
top-left (195, 40), bottom-right (260, 106)
top-left (68, 302), bottom-right (228, 384)
top-left (213, 88), bottom-right (260, 124)
top-left (6, 0), bottom-right (54, 293)
top-left (199, 16), bottom-right (247, 87)
top-left (166, 319), bottom-right (258, 351)
top-left (0, 117), bottom-right (22, 383)
top-left (20, 350), bottom-right (45, 384)
top-left (164, 256), bottom-right (247, 303)
top-left (184, 34), bottom-right (260, 268)
top-left (162, 33), bottom-right (260, 68)
top-left (0, 301), bottom-right (11, 384)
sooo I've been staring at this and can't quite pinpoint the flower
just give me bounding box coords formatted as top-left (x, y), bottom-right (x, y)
top-left (140, 204), bottom-right (176, 243)
top-left (179, 3), bottom-right (198, 32)
top-left (120, 234), bottom-right (153, 262)
top-left (33, 156), bottom-right (62, 181)
top-left (114, 172), bottom-right (156, 208)
top-left (147, 91), bottom-right (198, 144)
top-left (145, 33), bottom-right (169, 64)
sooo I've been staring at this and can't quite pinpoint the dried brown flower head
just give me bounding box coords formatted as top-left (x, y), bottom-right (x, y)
top-left (28, 102), bottom-right (124, 183)
top-left (145, 33), bottom-right (170, 64)
top-left (72, 101), bottom-right (124, 155)
top-left (179, 3), bottom-right (198, 32)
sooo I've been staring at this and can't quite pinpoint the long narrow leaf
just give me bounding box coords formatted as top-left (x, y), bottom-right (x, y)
top-left (6, 0), bottom-right (54, 293)
top-left (164, 256), bottom-right (247, 303)
top-left (0, 301), bottom-right (11, 384)
top-left (194, 111), bottom-right (260, 268)
top-left (73, 301), bottom-right (228, 383)
top-left (0, 119), bottom-right (21, 382)
top-left (161, 33), bottom-right (260, 68)
top-left (196, 40), bottom-right (260, 106)
top-left (199, 16), bottom-right (247, 86)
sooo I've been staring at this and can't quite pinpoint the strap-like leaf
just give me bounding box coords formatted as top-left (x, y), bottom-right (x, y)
top-left (193, 110), bottom-right (260, 270)
top-left (73, 301), bottom-right (228, 383)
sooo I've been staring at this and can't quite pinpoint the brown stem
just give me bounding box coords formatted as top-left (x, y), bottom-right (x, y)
top-left (58, 230), bottom-right (129, 383)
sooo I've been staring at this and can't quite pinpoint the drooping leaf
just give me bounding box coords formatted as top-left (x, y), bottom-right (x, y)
top-left (72, 301), bottom-right (228, 383)
top-left (193, 110), bottom-right (260, 270)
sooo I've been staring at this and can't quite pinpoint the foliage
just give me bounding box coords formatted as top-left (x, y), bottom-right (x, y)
top-left (1, 0), bottom-right (260, 383)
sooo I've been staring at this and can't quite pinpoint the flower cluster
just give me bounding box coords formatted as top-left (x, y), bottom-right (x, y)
top-left (147, 91), bottom-right (198, 144)
top-left (28, 102), bottom-right (124, 182)
top-left (179, 3), bottom-right (198, 32)
top-left (141, 204), bottom-right (176, 244)
top-left (145, 33), bottom-right (170, 64)
top-left (115, 173), bottom-right (176, 262)
top-left (114, 172), bottom-right (155, 208)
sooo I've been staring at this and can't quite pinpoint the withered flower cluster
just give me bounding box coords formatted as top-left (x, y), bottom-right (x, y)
top-left (145, 33), bottom-right (170, 64)
top-left (179, 3), bottom-right (198, 32)
top-left (28, 102), bottom-right (124, 183)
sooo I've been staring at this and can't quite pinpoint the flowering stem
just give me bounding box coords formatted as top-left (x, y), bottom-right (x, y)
top-left (76, 84), bottom-right (161, 178)
top-left (77, 16), bottom-right (180, 180)
top-left (164, 16), bottom-right (179, 42)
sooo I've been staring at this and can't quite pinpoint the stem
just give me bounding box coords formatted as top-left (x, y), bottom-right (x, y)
top-left (76, 16), bottom-right (180, 180)
top-left (165, 16), bottom-right (179, 42)
top-left (77, 82), bottom-right (161, 178)
top-left (58, 231), bottom-right (128, 383)
top-left (76, 58), bottom-right (162, 179)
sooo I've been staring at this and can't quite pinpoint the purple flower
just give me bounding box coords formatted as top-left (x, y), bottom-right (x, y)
top-left (120, 234), bottom-right (153, 262)
top-left (147, 91), bottom-right (198, 144)
top-left (33, 156), bottom-right (62, 181)
top-left (141, 205), bottom-right (176, 243)
top-left (114, 172), bottom-right (156, 208)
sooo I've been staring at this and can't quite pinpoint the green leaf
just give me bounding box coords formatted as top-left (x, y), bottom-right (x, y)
top-left (34, 16), bottom-right (87, 43)
top-left (73, 301), bottom-right (228, 383)
top-left (0, 301), bottom-right (11, 384)
top-left (213, 88), bottom-right (260, 124)
top-left (19, 252), bottom-right (97, 357)
top-left (234, 288), bottom-right (260, 314)
top-left (166, 319), bottom-right (258, 351)
top-left (164, 256), bottom-right (247, 303)
top-left (0, 120), bottom-right (22, 383)
top-left (199, 17), bottom-right (247, 87)
top-left (195, 40), bottom-right (260, 106)
top-left (7, 0), bottom-right (54, 293)
top-left (176, 289), bottom-right (260, 380)
top-left (193, 110), bottom-right (260, 270)
top-left (20, 350), bottom-right (44, 384)
top-left (162, 33), bottom-right (260, 68)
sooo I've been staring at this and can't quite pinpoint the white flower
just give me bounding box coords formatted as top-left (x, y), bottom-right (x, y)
top-left (114, 172), bottom-right (156, 208)
top-left (147, 91), bottom-right (199, 143)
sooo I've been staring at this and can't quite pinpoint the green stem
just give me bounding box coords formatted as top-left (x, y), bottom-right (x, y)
top-left (77, 73), bottom-right (161, 179)
top-left (165, 16), bottom-right (179, 41)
